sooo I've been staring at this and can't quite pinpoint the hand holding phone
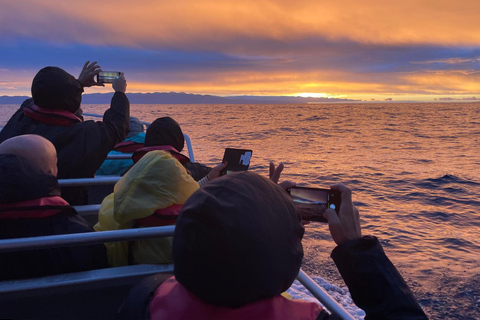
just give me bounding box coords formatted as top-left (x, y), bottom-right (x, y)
top-left (287, 186), bottom-right (341, 223)
top-left (324, 184), bottom-right (362, 244)
top-left (78, 61), bottom-right (103, 87)
top-left (221, 148), bottom-right (253, 175)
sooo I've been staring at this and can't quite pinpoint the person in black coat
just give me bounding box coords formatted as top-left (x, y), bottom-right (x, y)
top-left (0, 135), bottom-right (108, 280)
top-left (118, 171), bottom-right (428, 319)
top-left (0, 61), bottom-right (130, 205)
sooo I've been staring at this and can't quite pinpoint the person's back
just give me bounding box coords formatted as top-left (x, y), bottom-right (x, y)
top-left (95, 150), bottom-right (199, 266)
top-left (0, 62), bottom-right (130, 205)
top-left (0, 135), bottom-right (108, 280)
top-left (118, 171), bottom-right (428, 320)
top-left (118, 171), bottom-right (322, 319)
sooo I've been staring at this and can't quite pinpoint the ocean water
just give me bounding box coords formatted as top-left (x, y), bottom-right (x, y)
top-left (1, 102), bottom-right (479, 319)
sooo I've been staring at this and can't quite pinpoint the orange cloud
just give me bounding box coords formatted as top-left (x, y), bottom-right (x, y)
top-left (2, 1), bottom-right (480, 100)
top-left (3, 0), bottom-right (480, 50)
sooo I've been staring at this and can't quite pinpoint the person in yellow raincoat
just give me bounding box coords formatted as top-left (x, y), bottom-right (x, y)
top-left (94, 150), bottom-right (200, 266)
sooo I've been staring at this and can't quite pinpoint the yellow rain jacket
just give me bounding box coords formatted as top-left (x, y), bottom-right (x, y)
top-left (94, 150), bottom-right (199, 267)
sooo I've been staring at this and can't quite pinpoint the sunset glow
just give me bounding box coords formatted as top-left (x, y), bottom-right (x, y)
top-left (1, 0), bottom-right (480, 101)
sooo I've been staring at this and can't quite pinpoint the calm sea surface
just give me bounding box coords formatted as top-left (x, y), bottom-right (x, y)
top-left (1, 102), bottom-right (479, 319)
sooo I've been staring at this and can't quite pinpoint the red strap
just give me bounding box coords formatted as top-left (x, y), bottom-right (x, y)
top-left (150, 277), bottom-right (323, 320)
top-left (132, 146), bottom-right (189, 164)
top-left (135, 204), bottom-right (183, 227)
top-left (23, 104), bottom-right (82, 126)
top-left (0, 196), bottom-right (71, 219)
top-left (113, 141), bottom-right (145, 153)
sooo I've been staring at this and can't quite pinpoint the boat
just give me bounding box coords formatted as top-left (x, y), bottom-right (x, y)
top-left (0, 114), bottom-right (357, 320)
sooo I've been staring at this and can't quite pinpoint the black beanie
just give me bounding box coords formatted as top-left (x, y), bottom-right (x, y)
top-left (145, 117), bottom-right (185, 152)
top-left (31, 66), bottom-right (83, 113)
top-left (0, 154), bottom-right (60, 204)
top-left (173, 171), bottom-right (304, 308)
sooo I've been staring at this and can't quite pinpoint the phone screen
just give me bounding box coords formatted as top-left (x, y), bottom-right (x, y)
top-left (288, 187), bottom-right (340, 222)
top-left (221, 148), bottom-right (253, 175)
top-left (97, 71), bottom-right (121, 83)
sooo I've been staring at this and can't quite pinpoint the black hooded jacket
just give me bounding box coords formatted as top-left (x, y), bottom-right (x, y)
top-left (0, 154), bottom-right (108, 280)
top-left (118, 172), bottom-right (427, 320)
top-left (0, 67), bottom-right (130, 204)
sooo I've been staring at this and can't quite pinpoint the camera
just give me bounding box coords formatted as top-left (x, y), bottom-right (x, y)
top-left (96, 71), bottom-right (121, 83)
top-left (287, 186), bottom-right (341, 223)
top-left (221, 148), bottom-right (253, 175)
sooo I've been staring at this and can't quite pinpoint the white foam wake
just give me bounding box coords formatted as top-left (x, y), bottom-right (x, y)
top-left (287, 276), bottom-right (366, 320)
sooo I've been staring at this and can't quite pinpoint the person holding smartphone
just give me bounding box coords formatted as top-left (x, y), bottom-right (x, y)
top-left (118, 172), bottom-right (427, 319)
top-left (0, 61), bottom-right (130, 205)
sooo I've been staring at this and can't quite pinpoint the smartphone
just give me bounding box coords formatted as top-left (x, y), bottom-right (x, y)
top-left (97, 71), bottom-right (121, 83)
top-left (221, 148), bottom-right (253, 175)
top-left (287, 186), bottom-right (341, 223)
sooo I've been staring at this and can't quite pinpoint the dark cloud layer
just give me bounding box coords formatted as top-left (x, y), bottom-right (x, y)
top-left (2, 37), bottom-right (479, 86)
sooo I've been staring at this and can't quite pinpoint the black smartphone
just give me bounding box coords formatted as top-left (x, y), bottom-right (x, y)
top-left (221, 148), bottom-right (253, 175)
top-left (96, 71), bottom-right (121, 83)
top-left (287, 186), bottom-right (341, 223)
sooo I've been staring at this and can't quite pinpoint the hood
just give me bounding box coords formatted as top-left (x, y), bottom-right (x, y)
top-left (112, 150), bottom-right (199, 225)
top-left (173, 171), bottom-right (304, 308)
top-left (31, 66), bottom-right (83, 113)
top-left (145, 117), bottom-right (185, 152)
top-left (126, 117), bottom-right (145, 139)
top-left (0, 154), bottom-right (60, 204)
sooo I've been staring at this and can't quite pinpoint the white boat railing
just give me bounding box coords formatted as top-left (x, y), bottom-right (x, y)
top-left (59, 176), bottom-right (120, 187)
top-left (0, 226), bottom-right (175, 253)
top-left (0, 226), bottom-right (356, 319)
top-left (297, 270), bottom-right (355, 320)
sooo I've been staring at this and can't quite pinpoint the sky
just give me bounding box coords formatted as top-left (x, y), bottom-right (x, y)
top-left (1, 0), bottom-right (480, 101)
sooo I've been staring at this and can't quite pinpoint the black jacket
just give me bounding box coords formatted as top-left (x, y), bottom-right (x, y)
top-left (0, 93), bottom-right (129, 204)
top-left (118, 237), bottom-right (428, 320)
top-left (0, 154), bottom-right (108, 280)
top-left (332, 236), bottom-right (428, 319)
top-left (118, 172), bottom-right (426, 319)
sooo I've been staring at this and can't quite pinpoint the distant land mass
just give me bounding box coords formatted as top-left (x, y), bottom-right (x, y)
top-left (0, 92), bottom-right (358, 105)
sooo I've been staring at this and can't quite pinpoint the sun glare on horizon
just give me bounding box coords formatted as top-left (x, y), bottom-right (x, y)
top-left (291, 93), bottom-right (333, 98)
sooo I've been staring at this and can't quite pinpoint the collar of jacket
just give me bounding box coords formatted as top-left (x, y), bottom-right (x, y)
top-left (149, 276), bottom-right (323, 320)
top-left (23, 104), bottom-right (82, 127)
top-left (135, 204), bottom-right (183, 227)
top-left (0, 196), bottom-right (72, 220)
top-left (132, 145), bottom-right (190, 164)
top-left (114, 140), bottom-right (145, 153)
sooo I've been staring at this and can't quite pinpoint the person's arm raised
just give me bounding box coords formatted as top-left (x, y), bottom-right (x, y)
top-left (324, 184), bottom-right (428, 320)
top-left (112, 72), bottom-right (127, 94)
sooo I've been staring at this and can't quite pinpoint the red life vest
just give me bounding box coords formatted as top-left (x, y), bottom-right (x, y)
top-left (149, 276), bottom-right (323, 320)
top-left (0, 196), bottom-right (71, 220)
top-left (23, 104), bottom-right (82, 127)
top-left (113, 140), bottom-right (145, 153)
top-left (132, 145), bottom-right (189, 165)
top-left (135, 204), bottom-right (183, 227)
